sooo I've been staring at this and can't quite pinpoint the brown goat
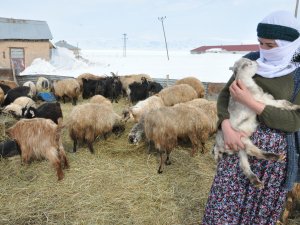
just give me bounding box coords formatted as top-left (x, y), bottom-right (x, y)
top-left (6, 118), bottom-right (69, 180)
top-left (144, 104), bottom-right (214, 173)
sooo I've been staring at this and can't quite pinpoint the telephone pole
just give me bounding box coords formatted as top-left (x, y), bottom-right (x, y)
top-left (295, 0), bottom-right (299, 17)
top-left (123, 33), bottom-right (127, 57)
top-left (158, 16), bottom-right (169, 60)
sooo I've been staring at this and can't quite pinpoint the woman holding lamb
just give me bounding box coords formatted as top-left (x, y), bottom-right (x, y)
top-left (202, 11), bottom-right (300, 224)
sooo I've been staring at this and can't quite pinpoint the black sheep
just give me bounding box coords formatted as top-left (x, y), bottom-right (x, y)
top-left (21, 102), bottom-right (63, 124)
top-left (2, 86), bottom-right (31, 106)
top-left (0, 140), bottom-right (21, 158)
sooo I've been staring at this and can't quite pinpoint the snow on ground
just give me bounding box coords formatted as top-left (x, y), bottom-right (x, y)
top-left (20, 47), bottom-right (244, 83)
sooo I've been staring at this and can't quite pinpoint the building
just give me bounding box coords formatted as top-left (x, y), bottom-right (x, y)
top-left (0, 17), bottom-right (53, 77)
top-left (55, 40), bottom-right (80, 58)
top-left (190, 44), bottom-right (259, 54)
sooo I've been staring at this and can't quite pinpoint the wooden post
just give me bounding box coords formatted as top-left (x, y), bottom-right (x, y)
top-left (10, 59), bottom-right (19, 85)
top-left (166, 74), bottom-right (169, 87)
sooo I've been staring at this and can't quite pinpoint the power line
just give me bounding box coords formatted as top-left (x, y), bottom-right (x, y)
top-left (295, 0), bottom-right (299, 18)
top-left (123, 33), bottom-right (127, 57)
top-left (158, 16), bottom-right (169, 60)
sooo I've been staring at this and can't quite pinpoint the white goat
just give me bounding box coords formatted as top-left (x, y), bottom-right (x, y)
top-left (213, 58), bottom-right (300, 189)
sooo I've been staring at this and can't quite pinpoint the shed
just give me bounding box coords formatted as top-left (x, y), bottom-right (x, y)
top-left (0, 17), bottom-right (53, 79)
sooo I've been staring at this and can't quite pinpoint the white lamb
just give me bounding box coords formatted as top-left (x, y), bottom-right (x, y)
top-left (213, 57), bottom-right (300, 189)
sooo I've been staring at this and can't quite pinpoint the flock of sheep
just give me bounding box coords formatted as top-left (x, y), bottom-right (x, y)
top-left (0, 73), bottom-right (218, 180)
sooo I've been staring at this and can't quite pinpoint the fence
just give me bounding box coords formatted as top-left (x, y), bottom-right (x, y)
top-left (15, 74), bottom-right (225, 101)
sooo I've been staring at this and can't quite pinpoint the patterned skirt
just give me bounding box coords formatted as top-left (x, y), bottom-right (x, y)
top-left (202, 124), bottom-right (288, 225)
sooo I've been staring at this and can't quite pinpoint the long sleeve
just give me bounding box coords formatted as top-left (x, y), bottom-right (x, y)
top-left (258, 104), bottom-right (300, 132)
top-left (255, 74), bottom-right (300, 133)
top-left (216, 75), bottom-right (235, 128)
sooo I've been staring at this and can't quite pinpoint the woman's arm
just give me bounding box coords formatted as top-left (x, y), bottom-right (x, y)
top-left (230, 79), bottom-right (300, 133)
top-left (216, 75), bottom-right (234, 128)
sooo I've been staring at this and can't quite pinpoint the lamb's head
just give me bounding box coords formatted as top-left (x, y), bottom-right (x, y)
top-left (231, 58), bottom-right (258, 81)
top-left (128, 122), bottom-right (144, 144)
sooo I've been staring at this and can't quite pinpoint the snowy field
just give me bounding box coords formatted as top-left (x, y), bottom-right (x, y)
top-left (21, 47), bottom-right (245, 83)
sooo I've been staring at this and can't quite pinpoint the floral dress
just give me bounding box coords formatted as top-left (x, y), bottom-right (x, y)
top-left (202, 124), bottom-right (288, 225)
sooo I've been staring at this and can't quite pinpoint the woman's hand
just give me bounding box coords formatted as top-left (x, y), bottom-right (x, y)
top-left (221, 119), bottom-right (247, 151)
top-left (229, 79), bottom-right (265, 115)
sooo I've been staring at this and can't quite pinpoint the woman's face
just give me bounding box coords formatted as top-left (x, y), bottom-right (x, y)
top-left (258, 38), bottom-right (278, 50)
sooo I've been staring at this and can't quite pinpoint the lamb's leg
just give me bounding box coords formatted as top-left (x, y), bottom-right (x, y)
top-left (242, 137), bottom-right (285, 161)
top-left (158, 150), bottom-right (166, 174)
top-left (165, 150), bottom-right (171, 165)
top-left (46, 147), bottom-right (64, 181)
top-left (239, 150), bottom-right (264, 189)
top-left (265, 98), bottom-right (300, 110)
top-left (87, 142), bottom-right (95, 154)
top-left (58, 145), bottom-right (69, 169)
top-left (188, 133), bottom-right (199, 156)
top-left (73, 139), bottom-right (77, 153)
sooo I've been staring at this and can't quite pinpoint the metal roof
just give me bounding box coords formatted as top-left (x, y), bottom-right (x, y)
top-left (0, 17), bottom-right (53, 40)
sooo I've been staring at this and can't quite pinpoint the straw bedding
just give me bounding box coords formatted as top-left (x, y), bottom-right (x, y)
top-left (0, 98), bottom-right (299, 225)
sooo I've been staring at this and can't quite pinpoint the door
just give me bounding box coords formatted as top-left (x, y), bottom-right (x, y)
top-left (10, 48), bottom-right (25, 75)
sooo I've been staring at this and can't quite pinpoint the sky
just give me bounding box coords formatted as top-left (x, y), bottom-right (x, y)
top-left (0, 0), bottom-right (298, 50)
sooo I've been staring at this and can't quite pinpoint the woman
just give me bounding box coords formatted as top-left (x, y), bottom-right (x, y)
top-left (202, 11), bottom-right (300, 224)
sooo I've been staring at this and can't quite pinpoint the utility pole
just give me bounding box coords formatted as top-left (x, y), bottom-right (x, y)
top-left (296, 0), bottom-right (299, 18)
top-left (123, 33), bottom-right (127, 57)
top-left (158, 16), bottom-right (169, 60)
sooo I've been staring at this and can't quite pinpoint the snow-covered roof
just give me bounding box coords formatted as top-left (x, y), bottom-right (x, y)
top-left (55, 40), bottom-right (80, 50)
top-left (0, 17), bottom-right (53, 40)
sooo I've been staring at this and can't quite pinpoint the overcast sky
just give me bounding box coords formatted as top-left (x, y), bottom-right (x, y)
top-left (1, 0), bottom-right (298, 50)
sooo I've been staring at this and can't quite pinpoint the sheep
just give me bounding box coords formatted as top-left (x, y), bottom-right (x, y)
top-left (76, 73), bottom-right (104, 91)
top-left (0, 80), bottom-right (18, 89)
top-left (2, 86), bottom-right (32, 106)
top-left (89, 95), bottom-right (112, 108)
top-left (281, 183), bottom-right (300, 224)
top-left (0, 140), bottom-right (21, 158)
top-left (0, 83), bottom-right (11, 94)
top-left (67, 103), bottom-right (125, 154)
top-left (119, 74), bottom-right (152, 97)
top-left (6, 118), bottom-right (69, 180)
top-left (52, 78), bottom-right (80, 105)
top-left (181, 98), bottom-right (218, 133)
top-left (21, 102), bottom-right (63, 124)
top-left (23, 81), bottom-right (37, 96)
top-left (36, 77), bottom-right (51, 93)
top-left (213, 58), bottom-right (300, 189)
top-left (144, 104), bottom-right (215, 173)
top-left (158, 84), bottom-right (197, 106)
top-left (175, 76), bottom-right (205, 98)
top-left (122, 95), bottom-right (165, 122)
top-left (3, 96), bottom-right (36, 117)
top-left (128, 77), bottom-right (149, 103)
